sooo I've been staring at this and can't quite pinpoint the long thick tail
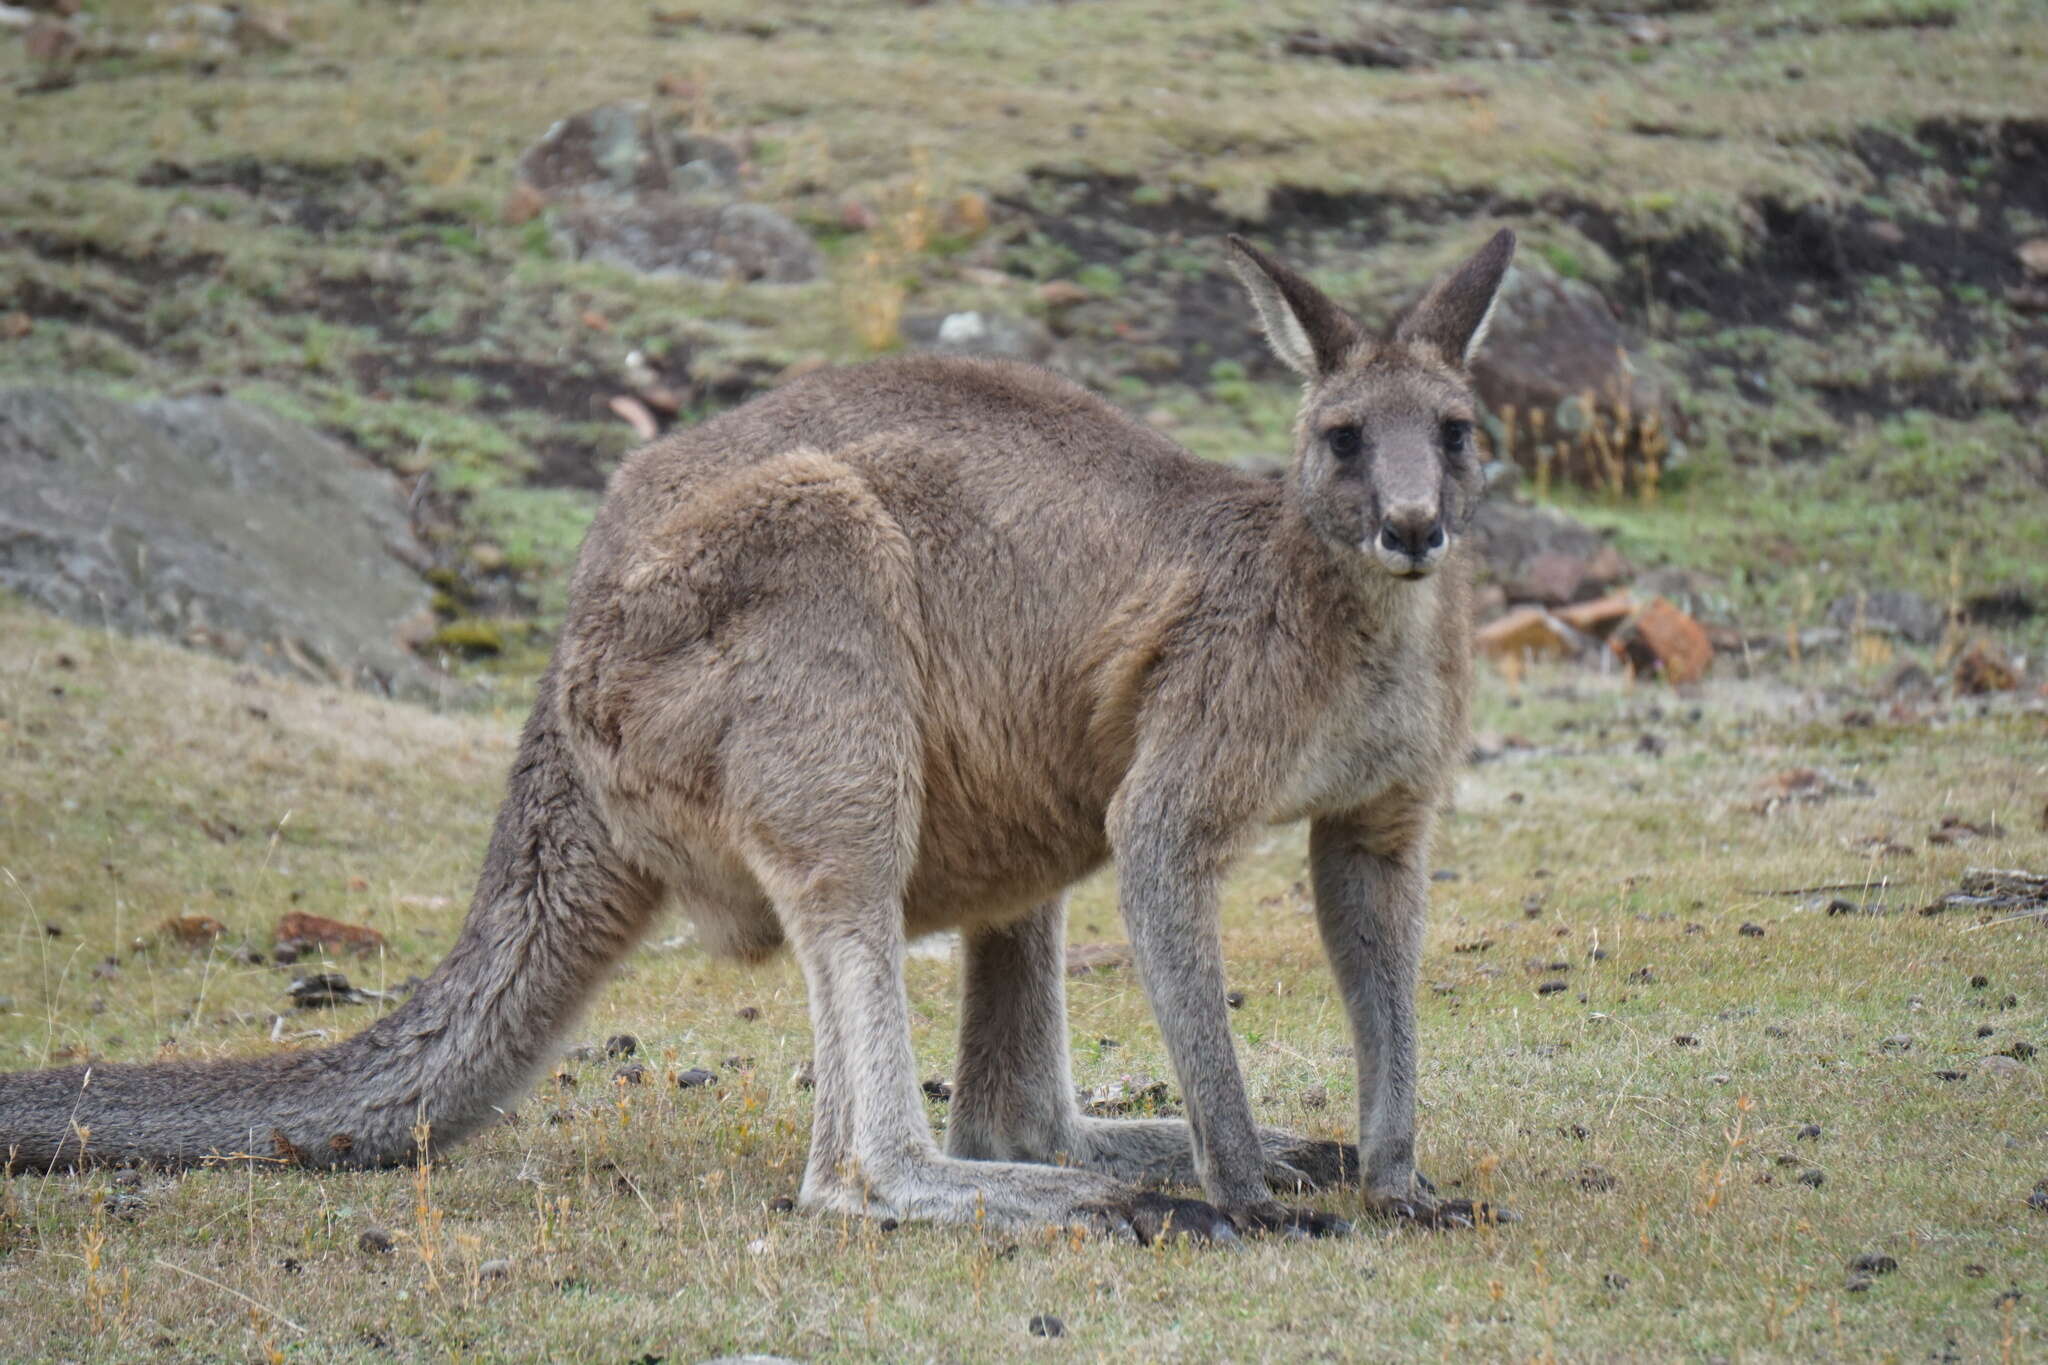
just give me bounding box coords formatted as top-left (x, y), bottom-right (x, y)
top-left (0, 679), bottom-right (663, 1171)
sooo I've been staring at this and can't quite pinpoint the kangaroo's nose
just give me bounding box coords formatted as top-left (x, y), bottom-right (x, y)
top-left (1378, 506), bottom-right (1446, 561)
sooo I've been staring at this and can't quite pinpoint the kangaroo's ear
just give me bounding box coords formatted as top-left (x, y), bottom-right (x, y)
top-left (1393, 228), bottom-right (1517, 366)
top-left (1225, 235), bottom-right (1363, 379)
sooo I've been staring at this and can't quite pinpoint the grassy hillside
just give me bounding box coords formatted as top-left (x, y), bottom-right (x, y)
top-left (4, 0), bottom-right (2044, 651)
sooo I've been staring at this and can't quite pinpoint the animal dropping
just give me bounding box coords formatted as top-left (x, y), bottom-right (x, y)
top-left (0, 230), bottom-right (1521, 1239)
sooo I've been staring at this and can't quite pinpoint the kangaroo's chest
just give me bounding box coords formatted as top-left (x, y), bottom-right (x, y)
top-left (1268, 631), bottom-right (1454, 825)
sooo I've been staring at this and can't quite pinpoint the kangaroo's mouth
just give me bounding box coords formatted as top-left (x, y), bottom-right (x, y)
top-left (1364, 535), bottom-right (1448, 579)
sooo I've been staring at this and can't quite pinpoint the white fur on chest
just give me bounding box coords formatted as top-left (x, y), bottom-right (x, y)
top-left (1268, 578), bottom-right (1450, 824)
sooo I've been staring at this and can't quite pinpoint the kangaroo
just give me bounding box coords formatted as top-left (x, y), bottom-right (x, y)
top-left (0, 229), bottom-right (1514, 1242)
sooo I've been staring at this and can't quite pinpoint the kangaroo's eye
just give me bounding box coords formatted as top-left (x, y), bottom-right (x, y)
top-left (1327, 426), bottom-right (1363, 459)
top-left (1441, 419), bottom-right (1472, 458)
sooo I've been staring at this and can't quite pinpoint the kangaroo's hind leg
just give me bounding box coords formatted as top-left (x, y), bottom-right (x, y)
top-left (948, 896), bottom-right (1359, 1197)
top-left (633, 453), bottom-right (1237, 1241)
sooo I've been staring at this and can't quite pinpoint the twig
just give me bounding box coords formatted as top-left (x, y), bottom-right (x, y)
top-left (1961, 907), bottom-right (2048, 932)
top-left (152, 1258), bottom-right (306, 1334)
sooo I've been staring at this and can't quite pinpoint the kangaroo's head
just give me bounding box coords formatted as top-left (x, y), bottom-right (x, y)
top-left (1226, 229), bottom-right (1515, 579)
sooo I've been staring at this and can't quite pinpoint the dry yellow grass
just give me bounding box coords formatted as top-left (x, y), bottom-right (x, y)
top-left (2, 599), bottom-right (2044, 1361)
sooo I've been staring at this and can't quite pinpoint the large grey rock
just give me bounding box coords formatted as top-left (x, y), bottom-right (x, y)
top-left (1460, 261), bottom-right (1681, 490)
top-left (519, 103), bottom-right (821, 284)
top-left (901, 309), bottom-right (1056, 363)
top-left (1824, 588), bottom-right (1946, 645)
top-left (1466, 499), bottom-right (1631, 606)
top-left (0, 388), bottom-right (445, 698)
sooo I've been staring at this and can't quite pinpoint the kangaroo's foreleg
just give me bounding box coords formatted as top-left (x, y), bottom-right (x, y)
top-left (948, 897), bottom-right (1356, 1193)
top-left (1310, 802), bottom-right (1492, 1227)
top-left (1108, 798), bottom-right (1350, 1238)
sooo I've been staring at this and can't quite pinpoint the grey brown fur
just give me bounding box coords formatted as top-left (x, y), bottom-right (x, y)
top-left (1, 231), bottom-right (1516, 1240)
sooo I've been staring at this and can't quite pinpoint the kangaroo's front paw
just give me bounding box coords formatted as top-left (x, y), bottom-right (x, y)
top-left (1230, 1201), bottom-right (1353, 1240)
top-left (1080, 1191), bottom-right (1242, 1246)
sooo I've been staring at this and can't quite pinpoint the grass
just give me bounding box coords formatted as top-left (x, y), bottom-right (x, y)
top-left (3, 603), bottom-right (2045, 1361)
top-left (3, 0), bottom-right (2047, 1357)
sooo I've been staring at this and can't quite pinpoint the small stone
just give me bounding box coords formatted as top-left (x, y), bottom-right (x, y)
top-left (478, 1258), bottom-right (511, 1281)
top-left (677, 1068), bottom-right (717, 1089)
top-left (1797, 1169), bottom-right (1825, 1188)
top-left (1739, 923), bottom-right (1765, 938)
top-left (605, 1033), bottom-right (639, 1058)
top-left (1028, 1314), bottom-right (1066, 1339)
top-left (359, 1227), bottom-right (395, 1255)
